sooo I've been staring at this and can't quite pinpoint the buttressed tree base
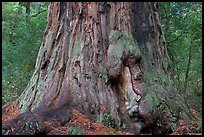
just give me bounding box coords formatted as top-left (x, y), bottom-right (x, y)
top-left (2, 2), bottom-right (194, 135)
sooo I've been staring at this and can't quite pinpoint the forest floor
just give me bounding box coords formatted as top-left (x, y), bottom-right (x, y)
top-left (2, 103), bottom-right (202, 135)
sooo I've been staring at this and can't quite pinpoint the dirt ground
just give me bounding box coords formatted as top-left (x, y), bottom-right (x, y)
top-left (2, 103), bottom-right (202, 135)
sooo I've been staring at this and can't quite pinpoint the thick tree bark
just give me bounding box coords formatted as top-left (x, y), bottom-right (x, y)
top-left (184, 44), bottom-right (193, 90)
top-left (26, 2), bottom-right (30, 14)
top-left (2, 2), bottom-right (193, 135)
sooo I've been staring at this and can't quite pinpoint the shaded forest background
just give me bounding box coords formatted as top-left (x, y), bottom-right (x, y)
top-left (2, 1), bottom-right (202, 129)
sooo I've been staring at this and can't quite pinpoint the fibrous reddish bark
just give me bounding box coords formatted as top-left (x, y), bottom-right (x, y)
top-left (2, 2), bottom-right (193, 135)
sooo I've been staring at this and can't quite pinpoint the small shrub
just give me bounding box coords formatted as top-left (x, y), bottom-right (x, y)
top-left (2, 91), bottom-right (18, 105)
top-left (67, 126), bottom-right (83, 135)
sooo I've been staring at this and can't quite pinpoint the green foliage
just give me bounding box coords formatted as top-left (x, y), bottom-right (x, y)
top-left (2, 2), bottom-right (48, 105)
top-left (159, 2), bottom-right (202, 112)
top-left (2, 80), bottom-right (19, 104)
top-left (103, 113), bottom-right (116, 128)
top-left (97, 110), bottom-right (121, 129)
top-left (67, 126), bottom-right (83, 135)
top-left (97, 112), bottom-right (114, 128)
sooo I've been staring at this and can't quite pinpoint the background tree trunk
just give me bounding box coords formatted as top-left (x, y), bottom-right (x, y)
top-left (2, 2), bottom-right (193, 135)
top-left (25, 2), bottom-right (30, 15)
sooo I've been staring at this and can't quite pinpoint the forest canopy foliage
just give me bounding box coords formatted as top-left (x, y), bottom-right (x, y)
top-left (2, 2), bottom-right (49, 104)
top-left (2, 2), bottom-right (202, 114)
top-left (159, 2), bottom-right (202, 112)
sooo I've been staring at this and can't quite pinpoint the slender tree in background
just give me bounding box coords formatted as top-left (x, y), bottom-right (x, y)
top-left (2, 2), bottom-right (194, 135)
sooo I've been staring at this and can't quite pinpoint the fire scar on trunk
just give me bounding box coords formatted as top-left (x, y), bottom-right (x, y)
top-left (105, 30), bottom-right (144, 117)
top-left (119, 66), bottom-right (141, 116)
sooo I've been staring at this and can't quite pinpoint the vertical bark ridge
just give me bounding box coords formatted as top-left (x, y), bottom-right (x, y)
top-left (17, 2), bottom-right (137, 114)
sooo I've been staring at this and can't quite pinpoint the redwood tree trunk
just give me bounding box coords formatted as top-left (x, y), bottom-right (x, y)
top-left (2, 2), bottom-right (193, 135)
